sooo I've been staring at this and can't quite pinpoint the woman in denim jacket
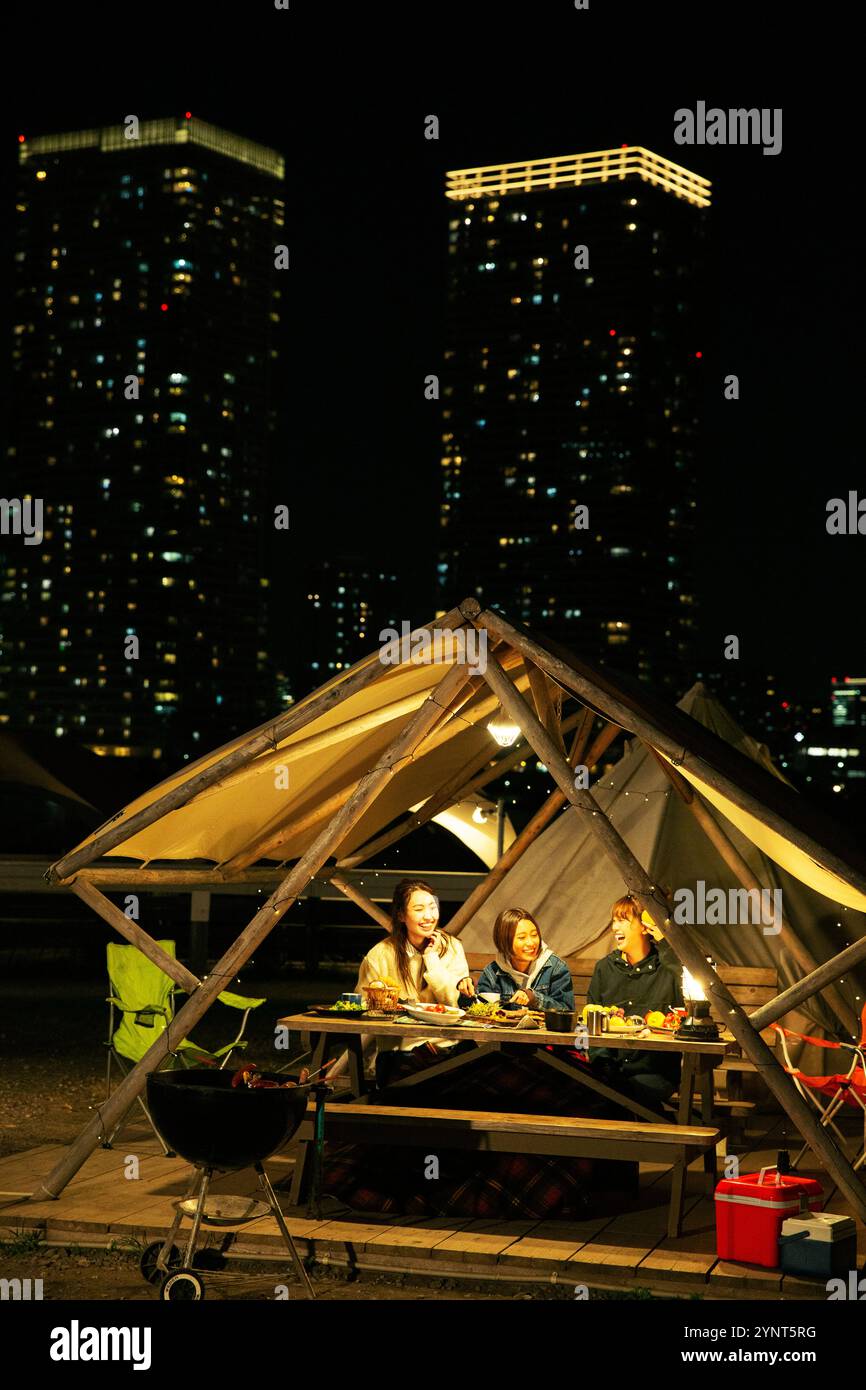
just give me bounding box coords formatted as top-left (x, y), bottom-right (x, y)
top-left (470, 907), bottom-right (573, 1011)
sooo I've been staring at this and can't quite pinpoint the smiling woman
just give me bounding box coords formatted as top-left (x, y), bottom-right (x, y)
top-left (586, 894), bottom-right (685, 1108)
top-left (354, 879), bottom-right (477, 1088)
top-left (470, 907), bottom-right (574, 1011)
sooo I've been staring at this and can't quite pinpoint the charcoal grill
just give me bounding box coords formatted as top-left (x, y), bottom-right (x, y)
top-left (142, 1069), bottom-right (320, 1300)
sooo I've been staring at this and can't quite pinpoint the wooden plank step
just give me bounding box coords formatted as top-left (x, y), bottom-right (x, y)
top-left (637, 1197), bottom-right (718, 1282)
top-left (362, 1218), bottom-right (477, 1259)
top-left (497, 1216), bottom-right (613, 1271)
top-left (430, 1218), bottom-right (538, 1263)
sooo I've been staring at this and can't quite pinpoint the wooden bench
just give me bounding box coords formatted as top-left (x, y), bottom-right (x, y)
top-left (291, 1102), bottom-right (720, 1238)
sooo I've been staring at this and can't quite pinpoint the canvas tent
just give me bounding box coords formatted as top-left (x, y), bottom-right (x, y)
top-left (34, 601), bottom-right (866, 1215)
top-left (459, 682), bottom-right (866, 1065)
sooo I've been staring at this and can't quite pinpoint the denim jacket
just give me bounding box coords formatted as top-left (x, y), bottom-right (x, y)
top-left (467, 953), bottom-right (574, 1011)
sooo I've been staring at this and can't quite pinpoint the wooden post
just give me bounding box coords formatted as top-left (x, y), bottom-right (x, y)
top-left (69, 878), bottom-right (200, 993)
top-left (326, 871), bottom-right (392, 931)
top-left (467, 601), bottom-right (866, 905)
top-left (447, 718), bottom-right (621, 937)
top-left (477, 650), bottom-right (866, 1221)
top-left (189, 891), bottom-right (211, 980)
top-left (49, 608), bottom-right (469, 882)
top-left (33, 661), bottom-right (473, 1202)
top-left (648, 747), bottom-right (858, 1036)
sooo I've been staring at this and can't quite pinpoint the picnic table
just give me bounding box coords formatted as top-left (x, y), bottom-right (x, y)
top-left (276, 1009), bottom-right (733, 1235)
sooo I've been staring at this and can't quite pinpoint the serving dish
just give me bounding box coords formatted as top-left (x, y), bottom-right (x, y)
top-left (402, 1002), bottom-right (465, 1026)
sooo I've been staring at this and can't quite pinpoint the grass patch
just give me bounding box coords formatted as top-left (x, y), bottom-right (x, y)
top-left (0, 1228), bottom-right (44, 1256)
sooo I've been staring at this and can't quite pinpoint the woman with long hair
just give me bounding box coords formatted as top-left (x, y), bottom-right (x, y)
top-left (356, 878), bottom-right (476, 1089)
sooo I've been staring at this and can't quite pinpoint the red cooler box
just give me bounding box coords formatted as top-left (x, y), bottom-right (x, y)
top-left (715, 1165), bottom-right (823, 1267)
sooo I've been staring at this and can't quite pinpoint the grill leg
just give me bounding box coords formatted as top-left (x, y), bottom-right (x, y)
top-left (183, 1166), bottom-right (211, 1269)
top-left (256, 1163), bottom-right (316, 1300)
top-left (157, 1166), bottom-right (200, 1272)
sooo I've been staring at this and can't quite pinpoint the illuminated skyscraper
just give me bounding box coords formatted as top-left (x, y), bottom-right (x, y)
top-left (1, 117), bottom-right (284, 758)
top-left (437, 146), bottom-right (710, 686)
top-left (298, 557), bottom-right (399, 694)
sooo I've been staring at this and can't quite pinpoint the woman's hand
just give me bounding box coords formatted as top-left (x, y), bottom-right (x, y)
top-left (511, 989), bottom-right (531, 1006)
top-left (422, 929), bottom-right (449, 959)
top-left (643, 919), bottom-right (665, 942)
top-left (457, 976), bottom-right (476, 998)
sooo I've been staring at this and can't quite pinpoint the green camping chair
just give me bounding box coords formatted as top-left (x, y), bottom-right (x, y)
top-left (104, 940), bottom-right (265, 1152)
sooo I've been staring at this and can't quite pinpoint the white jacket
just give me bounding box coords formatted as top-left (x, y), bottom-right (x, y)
top-left (356, 933), bottom-right (470, 1054)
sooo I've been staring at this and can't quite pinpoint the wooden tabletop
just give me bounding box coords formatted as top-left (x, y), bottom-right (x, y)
top-left (276, 1011), bottom-right (734, 1056)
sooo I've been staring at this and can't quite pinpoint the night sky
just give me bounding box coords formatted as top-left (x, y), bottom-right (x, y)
top-left (2, 11), bottom-right (862, 698)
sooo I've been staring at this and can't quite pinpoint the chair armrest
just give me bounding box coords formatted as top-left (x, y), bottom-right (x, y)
top-left (106, 998), bottom-right (169, 1016)
top-left (217, 991), bottom-right (266, 1009)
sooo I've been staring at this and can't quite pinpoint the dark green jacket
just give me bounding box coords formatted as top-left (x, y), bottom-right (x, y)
top-left (586, 940), bottom-right (684, 1080)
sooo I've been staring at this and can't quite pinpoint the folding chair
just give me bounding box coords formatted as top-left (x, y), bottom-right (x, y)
top-left (774, 1003), bottom-right (866, 1172)
top-left (104, 940), bottom-right (265, 1151)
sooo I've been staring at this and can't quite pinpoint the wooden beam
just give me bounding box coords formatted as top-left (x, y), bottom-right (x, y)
top-left (448, 719), bottom-right (622, 937)
top-left (32, 660), bottom-right (473, 1202)
top-left (527, 664), bottom-right (565, 756)
top-left (568, 705), bottom-right (597, 771)
top-left (72, 867), bottom-right (289, 890)
top-left (749, 935), bottom-right (866, 1033)
top-left (326, 871), bottom-right (392, 932)
top-left (468, 601), bottom-right (866, 906)
top-left (648, 746), bottom-right (858, 1036)
top-left (49, 607), bottom-right (469, 883)
top-left (69, 878), bottom-right (200, 993)
top-left (476, 648), bottom-right (866, 1222)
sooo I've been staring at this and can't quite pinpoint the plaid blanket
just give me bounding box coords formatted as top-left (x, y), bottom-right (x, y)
top-left (321, 1047), bottom-right (637, 1219)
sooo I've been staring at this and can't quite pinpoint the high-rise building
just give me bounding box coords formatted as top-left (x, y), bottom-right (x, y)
top-left (437, 146), bottom-right (710, 687)
top-left (1, 116), bottom-right (284, 759)
top-left (298, 557), bottom-right (400, 695)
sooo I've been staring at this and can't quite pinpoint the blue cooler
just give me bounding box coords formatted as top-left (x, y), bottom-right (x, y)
top-left (779, 1212), bottom-right (857, 1279)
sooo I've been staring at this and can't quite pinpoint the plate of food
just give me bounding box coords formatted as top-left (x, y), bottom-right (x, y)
top-left (402, 1002), bottom-right (465, 1026)
top-left (644, 1009), bottom-right (685, 1033)
top-left (307, 1001), bottom-right (368, 1016)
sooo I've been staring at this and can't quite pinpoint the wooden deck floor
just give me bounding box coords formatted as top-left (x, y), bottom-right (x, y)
top-left (1, 1118), bottom-right (863, 1299)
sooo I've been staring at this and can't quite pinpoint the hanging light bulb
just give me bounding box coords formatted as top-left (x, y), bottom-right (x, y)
top-left (471, 805), bottom-right (490, 825)
top-left (486, 707), bottom-right (521, 747)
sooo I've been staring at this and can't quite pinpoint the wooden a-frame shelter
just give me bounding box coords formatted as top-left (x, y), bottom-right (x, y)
top-left (34, 599), bottom-right (866, 1218)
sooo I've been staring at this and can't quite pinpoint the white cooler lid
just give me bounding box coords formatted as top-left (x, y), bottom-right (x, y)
top-left (781, 1213), bottom-right (857, 1242)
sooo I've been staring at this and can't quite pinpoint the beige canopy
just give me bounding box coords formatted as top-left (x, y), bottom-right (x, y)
top-left (65, 645), bottom-right (528, 872)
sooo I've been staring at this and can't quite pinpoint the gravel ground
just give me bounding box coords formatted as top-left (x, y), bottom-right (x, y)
top-left (0, 1242), bottom-right (551, 1300)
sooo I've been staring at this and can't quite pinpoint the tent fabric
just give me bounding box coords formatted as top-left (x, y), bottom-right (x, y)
top-left (659, 752), bottom-right (866, 913)
top-left (431, 796), bottom-right (516, 870)
top-left (0, 732), bottom-right (94, 807)
top-left (458, 685), bottom-right (866, 1069)
top-left (61, 646), bottom-right (530, 870)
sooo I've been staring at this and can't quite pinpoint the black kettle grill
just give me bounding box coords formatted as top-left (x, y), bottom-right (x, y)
top-left (143, 1069), bottom-right (321, 1300)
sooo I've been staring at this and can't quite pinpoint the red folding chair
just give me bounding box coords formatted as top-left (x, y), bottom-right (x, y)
top-left (774, 1003), bottom-right (866, 1172)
